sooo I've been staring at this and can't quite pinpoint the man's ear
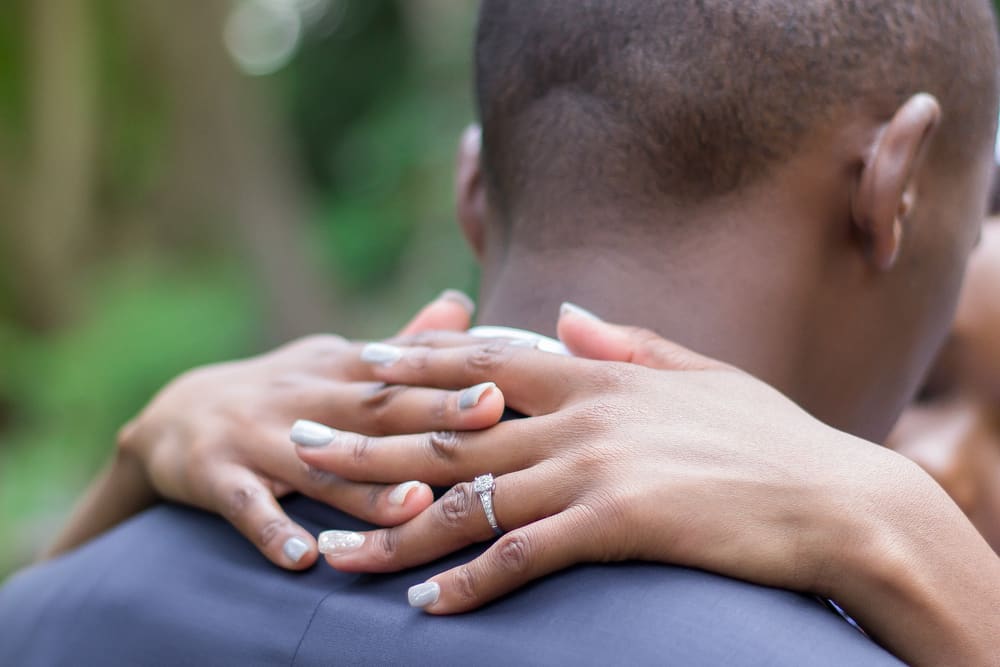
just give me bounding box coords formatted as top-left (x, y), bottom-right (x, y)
top-left (853, 93), bottom-right (941, 271)
top-left (455, 124), bottom-right (488, 261)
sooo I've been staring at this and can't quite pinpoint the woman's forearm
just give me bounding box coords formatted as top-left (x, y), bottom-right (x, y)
top-left (41, 448), bottom-right (158, 560)
top-left (817, 446), bottom-right (1000, 666)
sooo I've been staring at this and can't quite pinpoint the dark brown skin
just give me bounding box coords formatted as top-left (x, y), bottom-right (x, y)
top-left (890, 221), bottom-right (1000, 552)
top-left (460, 92), bottom-right (992, 444)
top-left (47, 99), bottom-right (1000, 666)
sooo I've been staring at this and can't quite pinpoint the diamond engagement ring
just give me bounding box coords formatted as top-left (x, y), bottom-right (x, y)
top-left (473, 473), bottom-right (504, 536)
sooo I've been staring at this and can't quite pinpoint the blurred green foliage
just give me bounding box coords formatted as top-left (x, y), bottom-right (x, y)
top-left (0, 0), bottom-right (477, 577)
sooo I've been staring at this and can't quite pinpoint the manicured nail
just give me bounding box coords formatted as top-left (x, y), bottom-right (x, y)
top-left (318, 530), bottom-right (365, 555)
top-left (560, 302), bottom-right (601, 321)
top-left (291, 420), bottom-right (337, 448)
top-left (459, 381), bottom-right (496, 410)
top-left (408, 581), bottom-right (440, 608)
top-left (282, 537), bottom-right (310, 564)
top-left (361, 343), bottom-right (404, 366)
top-left (388, 481), bottom-right (422, 506)
top-left (438, 289), bottom-right (475, 315)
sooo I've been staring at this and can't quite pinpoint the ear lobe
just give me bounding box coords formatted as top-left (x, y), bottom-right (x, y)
top-left (455, 124), bottom-right (488, 260)
top-left (853, 93), bottom-right (941, 271)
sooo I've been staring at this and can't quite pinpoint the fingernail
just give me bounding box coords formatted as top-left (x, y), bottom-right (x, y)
top-left (388, 481), bottom-right (422, 506)
top-left (438, 289), bottom-right (475, 315)
top-left (560, 302), bottom-right (601, 321)
top-left (459, 381), bottom-right (496, 410)
top-left (318, 530), bottom-right (365, 555)
top-left (361, 343), bottom-right (404, 366)
top-left (282, 537), bottom-right (310, 564)
top-left (408, 581), bottom-right (440, 608)
top-left (291, 420), bottom-right (337, 448)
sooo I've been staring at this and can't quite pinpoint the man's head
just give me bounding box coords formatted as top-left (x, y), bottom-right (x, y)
top-left (455, 0), bottom-right (999, 439)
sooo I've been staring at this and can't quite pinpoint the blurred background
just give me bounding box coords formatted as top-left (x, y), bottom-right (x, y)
top-left (0, 0), bottom-right (478, 577)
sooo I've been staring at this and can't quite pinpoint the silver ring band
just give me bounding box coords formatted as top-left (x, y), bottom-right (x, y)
top-left (472, 474), bottom-right (504, 537)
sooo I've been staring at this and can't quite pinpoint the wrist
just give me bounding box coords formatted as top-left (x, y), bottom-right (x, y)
top-left (818, 444), bottom-right (999, 664)
top-left (787, 429), bottom-right (896, 596)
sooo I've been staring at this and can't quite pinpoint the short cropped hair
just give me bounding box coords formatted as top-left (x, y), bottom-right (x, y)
top-left (475, 0), bottom-right (1000, 220)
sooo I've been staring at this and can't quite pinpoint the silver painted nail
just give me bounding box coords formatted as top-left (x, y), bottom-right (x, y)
top-left (282, 537), bottom-right (310, 564)
top-left (459, 381), bottom-right (496, 410)
top-left (408, 581), bottom-right (440, 608)
top-left (388, 481), bottom-right (422, 506)
top-left (318, 530), bottom-right (365, 555)
top-left (361, 343), bottom-right (404, 366)
top-left (290, 420), bottom-right (337, 448)
top-left (438, 289), bottom-right (475, 315)
top-left (560, 302), bottom-right (602, 321)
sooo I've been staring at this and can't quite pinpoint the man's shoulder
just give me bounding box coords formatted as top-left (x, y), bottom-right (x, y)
top-left (0, 498), bottom-right (903, 666)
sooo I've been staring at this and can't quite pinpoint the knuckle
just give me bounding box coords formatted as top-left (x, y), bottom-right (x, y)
top-left (222, 485), bottom-right (261, 521)
top-left (439, 483), bottom-right (476, 531)
top-left (566, 400), bottom-right (618, 437)
top-left (630, 327), bottom-right (663, 352)
top-left (426, 430), bottom-right (462, 462)
top-left (294, 333), bottom-right (349, 352)
top-left (372, 529), bottom-right (401, 566)
top-left (593, 489), bottom-right (632, 526)
top-left (402, 347), bottom-right (430, 371)
top-left (589, 362), bottom-right (633, 393)
top-left (494, 533), bottom-right (532, 574)
top-left (367, 484), bottom-right (383, 510)
top-left (258, 518), bottom-right (286, 548)
top-left (432, 392), bottom-right (450, 424)
top-left (629, 327), bottom-right (702, 371)
top-left (574, 492), bottom-right (633, 559)
top-left (466, 342), bottom-right (511, 374)
top-left (452, 565), bottom-right (480, 603)
top-left (281, 334), bottom-right (350, 372)
top-left (266, 371), bottom-right (309, 392)
top-left (182, 435), bottom-right (223, 483)
top-left (347, 433), bottom-right (374, 467)
top-left (397, 331), bottom-right (437, 347)
top-left (361, 384), bottom-right (409, 434)
top-left (280, 334), bottom-right (348, 361)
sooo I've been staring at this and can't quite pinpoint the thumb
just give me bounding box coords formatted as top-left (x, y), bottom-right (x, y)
top-left (397, 290), bottom-right (475, 336)
top-left (556, 302), bottom-right (730, 371)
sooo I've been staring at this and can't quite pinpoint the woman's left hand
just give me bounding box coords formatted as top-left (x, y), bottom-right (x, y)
top-left (294, 308), bottom-right (909, 614)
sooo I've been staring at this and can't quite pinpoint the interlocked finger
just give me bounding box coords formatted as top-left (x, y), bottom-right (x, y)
top-left (409, 506), bottom-right (600, 614)
top-left (289, 378), bottom-right (505, 437)
top-left (314, 466), bottom-right (565, 574)
top-left (246, 427), bottom-right (435, 527)
top-left (354, 341), bottom-right (582, 416)
top-left (294, 416), bottom-right (554, 485)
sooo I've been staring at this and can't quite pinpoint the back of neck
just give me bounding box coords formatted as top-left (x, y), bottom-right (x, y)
top-left (475, 228), bottom-right (820, 422)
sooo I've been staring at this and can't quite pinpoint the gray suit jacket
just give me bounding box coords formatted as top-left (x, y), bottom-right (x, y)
top-left (0, 493), bottom-right (902, 666)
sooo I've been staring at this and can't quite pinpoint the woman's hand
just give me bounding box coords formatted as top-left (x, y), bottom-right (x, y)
top-left (46, 291), bottom-right (507, 569)
top-left (296, 305), bottom-right (1000, 667)
top-left (297, 309), bottom-right (876, 600)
